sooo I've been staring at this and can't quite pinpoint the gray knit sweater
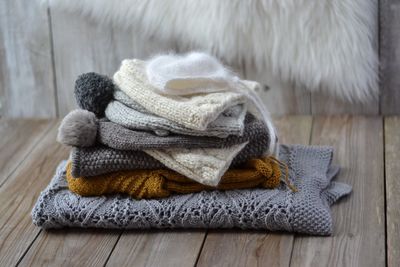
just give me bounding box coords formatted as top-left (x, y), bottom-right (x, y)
top-left (70, 124), bottom-right (268, 177)
top-left (32, 145), bottom-right (352, 235)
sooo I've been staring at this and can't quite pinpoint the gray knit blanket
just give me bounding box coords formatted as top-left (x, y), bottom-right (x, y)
top-left (31, 145), bottom-right (351, 235)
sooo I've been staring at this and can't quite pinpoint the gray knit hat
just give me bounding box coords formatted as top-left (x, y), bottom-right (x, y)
top-left (57, 109), bottom-right (270, 151)
top-left (74, 72), bottom-right (247, 138)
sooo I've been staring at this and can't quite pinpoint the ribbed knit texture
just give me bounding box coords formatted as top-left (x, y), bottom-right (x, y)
top-left (142, 113), bottom-right (270, 185)
top-left (31, 145), bottom-right (352, 235)
top-left (59, 112), bottom-right (266, 150)
top-left (66, 157), bottom-right (282, 199)
top-left (70, 131), bottom-right (268, 178)
top-left (113, 59), bottom-right (247, 131)
top-left (105, 90), bottom-right (246, 138)
top-left (61, 111), bottom-right (270, 185)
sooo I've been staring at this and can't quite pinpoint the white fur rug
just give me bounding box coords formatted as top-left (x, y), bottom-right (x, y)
top-left (47, 0), bottom-right (378, 101)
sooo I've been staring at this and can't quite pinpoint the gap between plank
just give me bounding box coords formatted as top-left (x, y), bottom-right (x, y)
top-left (46, 0), bottom-right (59, 118)
top-left (194, 231), bottom-right (208, 266)
top-left (11, 122), bottom-right (61, 266)
top-left (103, 231), bottom-right (124, 267)
top-left (383, 117), bottom-right (388, 266)
top-left (0, 120), bottom-right (56, 189)
top-left (15, 230), bottom-right (42, 267)
top-left (288, 116), bottom-right (314, 267)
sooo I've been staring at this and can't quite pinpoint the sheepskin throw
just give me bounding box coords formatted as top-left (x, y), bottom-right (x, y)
top-left (32, 145), bottom-right (352, 235)
top-left (47, 0), bottom-right (378, 100)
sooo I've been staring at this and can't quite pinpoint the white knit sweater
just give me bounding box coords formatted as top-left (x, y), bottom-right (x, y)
top-left (113, 59), bottom-right (247, 131)
top-left (145, 142), bottom-right (248, 186)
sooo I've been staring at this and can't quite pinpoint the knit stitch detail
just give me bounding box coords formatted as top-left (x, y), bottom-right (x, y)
top-left (31, 145), bottom-right (352, 235)
top-left (113, 59), bottom-right (247, 131)
top-left (66, 157), bottom-right (281, 199)
top-left (60, 111), bottom-right (266, 151)
top-left (145, 142), bottom-right (248, 186)
top-left (70, 132), bottom-right (268, 178)
top-left (96, 113), bottom-right (262, 150)
top-left (105, 90), bottom-right (246, 138)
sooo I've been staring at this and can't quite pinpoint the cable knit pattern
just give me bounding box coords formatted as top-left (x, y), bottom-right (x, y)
top-left (145, 142), bottom-right (248, 186)
top-left (113, 59), bottom-right (247, 131)
top-left (66, 157), bottom-right (282, 199)
top-left (31, 145), bottom-right (352, 235)
top-left (105, 90), bottom-right (246, 138)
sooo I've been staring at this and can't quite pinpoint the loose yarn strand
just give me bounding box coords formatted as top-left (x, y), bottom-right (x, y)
top-left (234, 79), bottom-right (279, 157)
top-left (269, 156), bottom-right (298, 192)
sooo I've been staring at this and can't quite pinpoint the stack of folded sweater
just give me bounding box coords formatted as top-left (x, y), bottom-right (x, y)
top-left (32, 52), bottom-right (352, 235)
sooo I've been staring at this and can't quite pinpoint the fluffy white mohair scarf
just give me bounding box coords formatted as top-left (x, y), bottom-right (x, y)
top-left (47, 0), bottom-right (378, 101)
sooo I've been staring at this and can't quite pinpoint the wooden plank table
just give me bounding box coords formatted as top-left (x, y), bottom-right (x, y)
top-left (0, 116), bottom-right (394, 267)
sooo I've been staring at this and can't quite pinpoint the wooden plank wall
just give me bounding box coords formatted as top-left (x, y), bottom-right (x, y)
top-left (0, 0), bottom-right (397, 117)
top-left (380, 0), bottom-right (400, 115)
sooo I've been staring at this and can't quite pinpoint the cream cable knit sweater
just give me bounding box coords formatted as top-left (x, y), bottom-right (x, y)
top-left (113, 59), bottom-right (247, 131)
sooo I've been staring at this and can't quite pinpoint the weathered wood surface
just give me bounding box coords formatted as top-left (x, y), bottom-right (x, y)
top-left (0, 0), bottom-right (56, 118)
top-left (49, 7), bottom-right (134, 116)
top-left (0, 122), bottom-right (68, 266)
top-left (244, 63), bottom-right (312, 115)
top-left (380, 0), bottom-right (400, 115)
top-left (20, 229), bottom-right (121, 267)
top-left (0, 116), bottom-right (395, 266)
top-left (0, 119), bottom-right (54, 185)
top-left (1, 0), bottom-right (395, 117)
top-left (290, 116), bottom-right (385, 267)
top-left (50, 4), bottom-right (178, 117)
top-left (106, 231), bottom-right (206, 267)
top-left (311, 91), bottom-right (379, 115)
top-left (384, 116), bottom-right (400, 267)
top-left (196, 116), bottom-right (312, 267)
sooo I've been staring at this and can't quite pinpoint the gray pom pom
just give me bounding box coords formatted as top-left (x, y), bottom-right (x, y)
top-left (74, 72), bottom-right (115, 117)
top-left (57, 109), bottom-right (98, 147)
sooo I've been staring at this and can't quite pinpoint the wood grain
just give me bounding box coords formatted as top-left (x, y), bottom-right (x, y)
top-left (12, 123), bottom-right (121, 267)
top-left (311, 91), bottom-right (379, 115)
top-left (0, 119), bottom-right (54, 185)
top-left (290, 116), bottom-right (385, 267)
top-left (50, 8), bottom-right (133, 116)
top-left (196, 116), bottom-right (313, 267)
top-left (49, 7), bottom-right (178, 116)
top-left (244, 64), bottom-right (311, 115)
top-left (380, 0), bottom-right (400, 115)
top-left (0, 0), bottom-right (56, 118)
top-left (106, 231), bottom-right (206, 267)
top-left (20, 229), bottom-right (120, 267)
top-left (384, 116), bottom-right (400, 267)
top-left (0, 122), bottom-right (69, 266)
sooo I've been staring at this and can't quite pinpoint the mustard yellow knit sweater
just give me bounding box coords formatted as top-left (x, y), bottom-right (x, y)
top-left (66, 157), bottom-right (282, 199)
